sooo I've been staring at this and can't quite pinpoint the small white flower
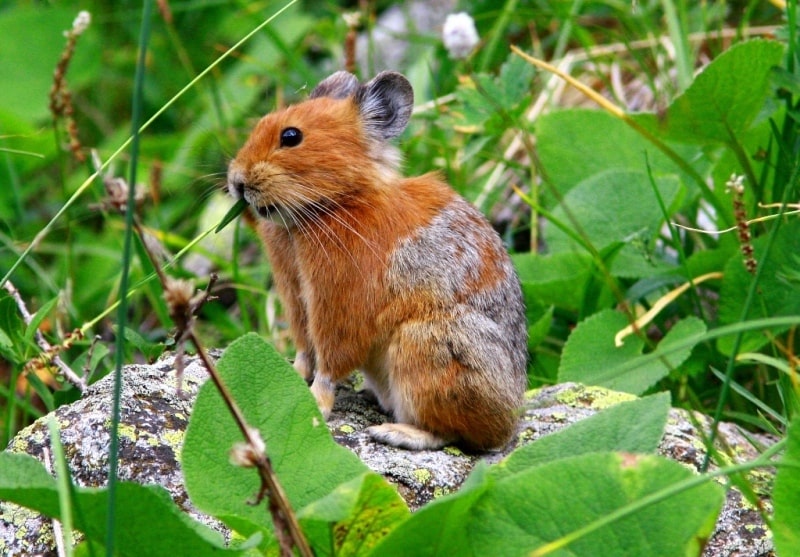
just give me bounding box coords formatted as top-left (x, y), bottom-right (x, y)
top-left (342, 11), bottom-right (361, 29)
top-left (71, 10), bottom-right (91, 36)
top-left (725, 173), bottom-right (745, 194)
top-left (442, 12), bottom-right (479, 60)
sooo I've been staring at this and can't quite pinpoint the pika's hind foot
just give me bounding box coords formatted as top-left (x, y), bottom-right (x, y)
top-left (366, 423), bottom-right (453, 450)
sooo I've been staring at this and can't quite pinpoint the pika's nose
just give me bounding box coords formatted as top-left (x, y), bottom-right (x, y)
top-left (227, 169), bottom-right (246, 197)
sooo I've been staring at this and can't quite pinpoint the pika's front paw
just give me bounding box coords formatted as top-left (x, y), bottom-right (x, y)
top-left (366, 423), bottom-right (451, 451)
top-left (310, 375), bottom-right (335, 419)
top-left (293, 351), bottom-right (313, 381)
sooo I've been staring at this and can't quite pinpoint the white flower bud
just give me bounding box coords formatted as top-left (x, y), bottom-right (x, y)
top-left (72, 11), bottom-right (91, 36)
top-left (442, 12), bottom-right (479, 60)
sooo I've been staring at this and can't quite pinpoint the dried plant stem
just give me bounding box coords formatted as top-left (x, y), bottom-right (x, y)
top-left (343, 12), bottom-right (361, 74)
top-left (614, 272), bottom-right (723, 347)
top-left (2, 280), bottom-right (86, 392)
top-left (50, 12), bottom-right (91, 163)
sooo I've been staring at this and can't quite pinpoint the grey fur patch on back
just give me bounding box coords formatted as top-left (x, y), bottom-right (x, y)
top-left (387, 197), bottom-right (528, 377)
top-left (310, 71), bottom-right (360, 99)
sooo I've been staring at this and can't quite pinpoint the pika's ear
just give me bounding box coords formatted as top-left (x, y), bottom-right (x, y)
top-left (355, 71), bottom-right (414, 140)
top-left (310, 71), bottom-right (360, 99)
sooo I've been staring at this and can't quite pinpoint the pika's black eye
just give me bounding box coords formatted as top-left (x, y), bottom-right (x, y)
top-left (280, 127), bottom-right (303, 148)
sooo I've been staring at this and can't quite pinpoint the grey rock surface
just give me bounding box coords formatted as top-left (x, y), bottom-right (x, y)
top-left (1, 353), bottom-right (775, 556)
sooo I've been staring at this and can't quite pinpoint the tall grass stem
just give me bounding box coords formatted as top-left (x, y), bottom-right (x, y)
top-left (106, 1), bottom-right (153, 554)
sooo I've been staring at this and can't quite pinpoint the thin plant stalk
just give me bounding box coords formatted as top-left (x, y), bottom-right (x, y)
top-left (106, 1), bottom-right (153, 554)
top-left (702, 156), bottom-right (800, 472)
top-left (47, 417), bottom-right (75, 557)
top-left (661, 0), bottom-right (693, 92)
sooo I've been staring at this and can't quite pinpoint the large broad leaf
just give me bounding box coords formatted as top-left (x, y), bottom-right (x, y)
top-left (182, 333), bottom-right (381, 547)
top-left (717, 219), bottom-right (800, 354)
top-left (545, 169), bottom-right (682, 253)
top-left (637, 39), bottom-right (785, 145)
top-left (558, 310), bottom-right (707, 394)
top-left (544, 169), bottom-right (683, 278)
top-left (466, 453), bottom-right (723, 557)
top-left (512, 251), bottom-right (595, 312)
top-left (373, 452), bottom-right (723, 557)
top-left (536, 109), bottom-right (706, 203)
top-left (0, 452), bottom-right (242, 556)
top-left (773, 417), bottom-right (800, 556)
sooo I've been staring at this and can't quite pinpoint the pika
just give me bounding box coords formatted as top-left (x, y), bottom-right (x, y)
top-left (227, 71), bottom-right (527, 451)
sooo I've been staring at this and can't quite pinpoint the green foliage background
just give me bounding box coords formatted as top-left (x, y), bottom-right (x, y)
top-left (1, 0), bottom-right (800, 555)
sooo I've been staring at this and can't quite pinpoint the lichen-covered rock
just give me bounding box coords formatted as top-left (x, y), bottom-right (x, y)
top-left (0, 354), bottom-right (775, 556)
top-left (0, 352), bottom-right (226, 556)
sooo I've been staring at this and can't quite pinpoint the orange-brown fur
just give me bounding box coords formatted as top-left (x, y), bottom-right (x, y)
top-left (228, 72), bottom-right (527, 451)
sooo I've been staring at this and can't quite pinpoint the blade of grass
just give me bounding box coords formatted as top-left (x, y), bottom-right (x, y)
top-left (106, 1), bottom-right (153, 555)
top-left (478, 0), bottom-right (519, 72)
top-left (47, 416), bottom-right (75, 557)
top-left (710, 366), bottom-right (787, 426)
top-left (661, 0), bottom-right (693, 92)
top-left (645, 152), bottom-right (707, 322)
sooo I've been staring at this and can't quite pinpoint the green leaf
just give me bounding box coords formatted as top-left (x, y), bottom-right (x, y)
top-left (545, 170), bottom-right (682, 256)
top-left (512, 251), bottom-right (594, 312)
top-left (182, 333), bottom-right (369, 545)
top-left (644, 39), bottom-right (785, 145)
top-left (559, 310), bottom-right (706, 394)
top-left (115, 325), bottom-right (164, 362)
top-left (451, 52), bottom-right (535, 134)
top-left (0, 452), bottom-right (242, 556)
top-left (215, 198), bottom-right (249, 233)
top-left (466, 453), bottom-right (723, 557)
top-left (374, 452), bottom-right (722, 557)
top-left (23, 296), bottom-right (59, 344)
top-left (0, 326), bottom-right (13, 353)
top-left (493, 392), bottom-right (671, 478)
top-left (717, 220), bottom-right (800, 354)
top-left (298, 472), bottom-right (410, 556)
top-left (773, 417), bottom-right (800, 556)
top-left (536, 109), bottom-right (706, 203)
top-left (527, 305), bottom-right (554, 351)
top-left (374, 394), bottom-right (670, 556)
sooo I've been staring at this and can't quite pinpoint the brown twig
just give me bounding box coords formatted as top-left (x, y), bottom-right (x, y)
top-left (3, 280), bottom-right (86, 392)
top-left (343, 12), bottom-right (361, 74)
top-left (50, 11), bottom-right (91, 163)
top-left (726, 174), bottom-right (757, 275)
